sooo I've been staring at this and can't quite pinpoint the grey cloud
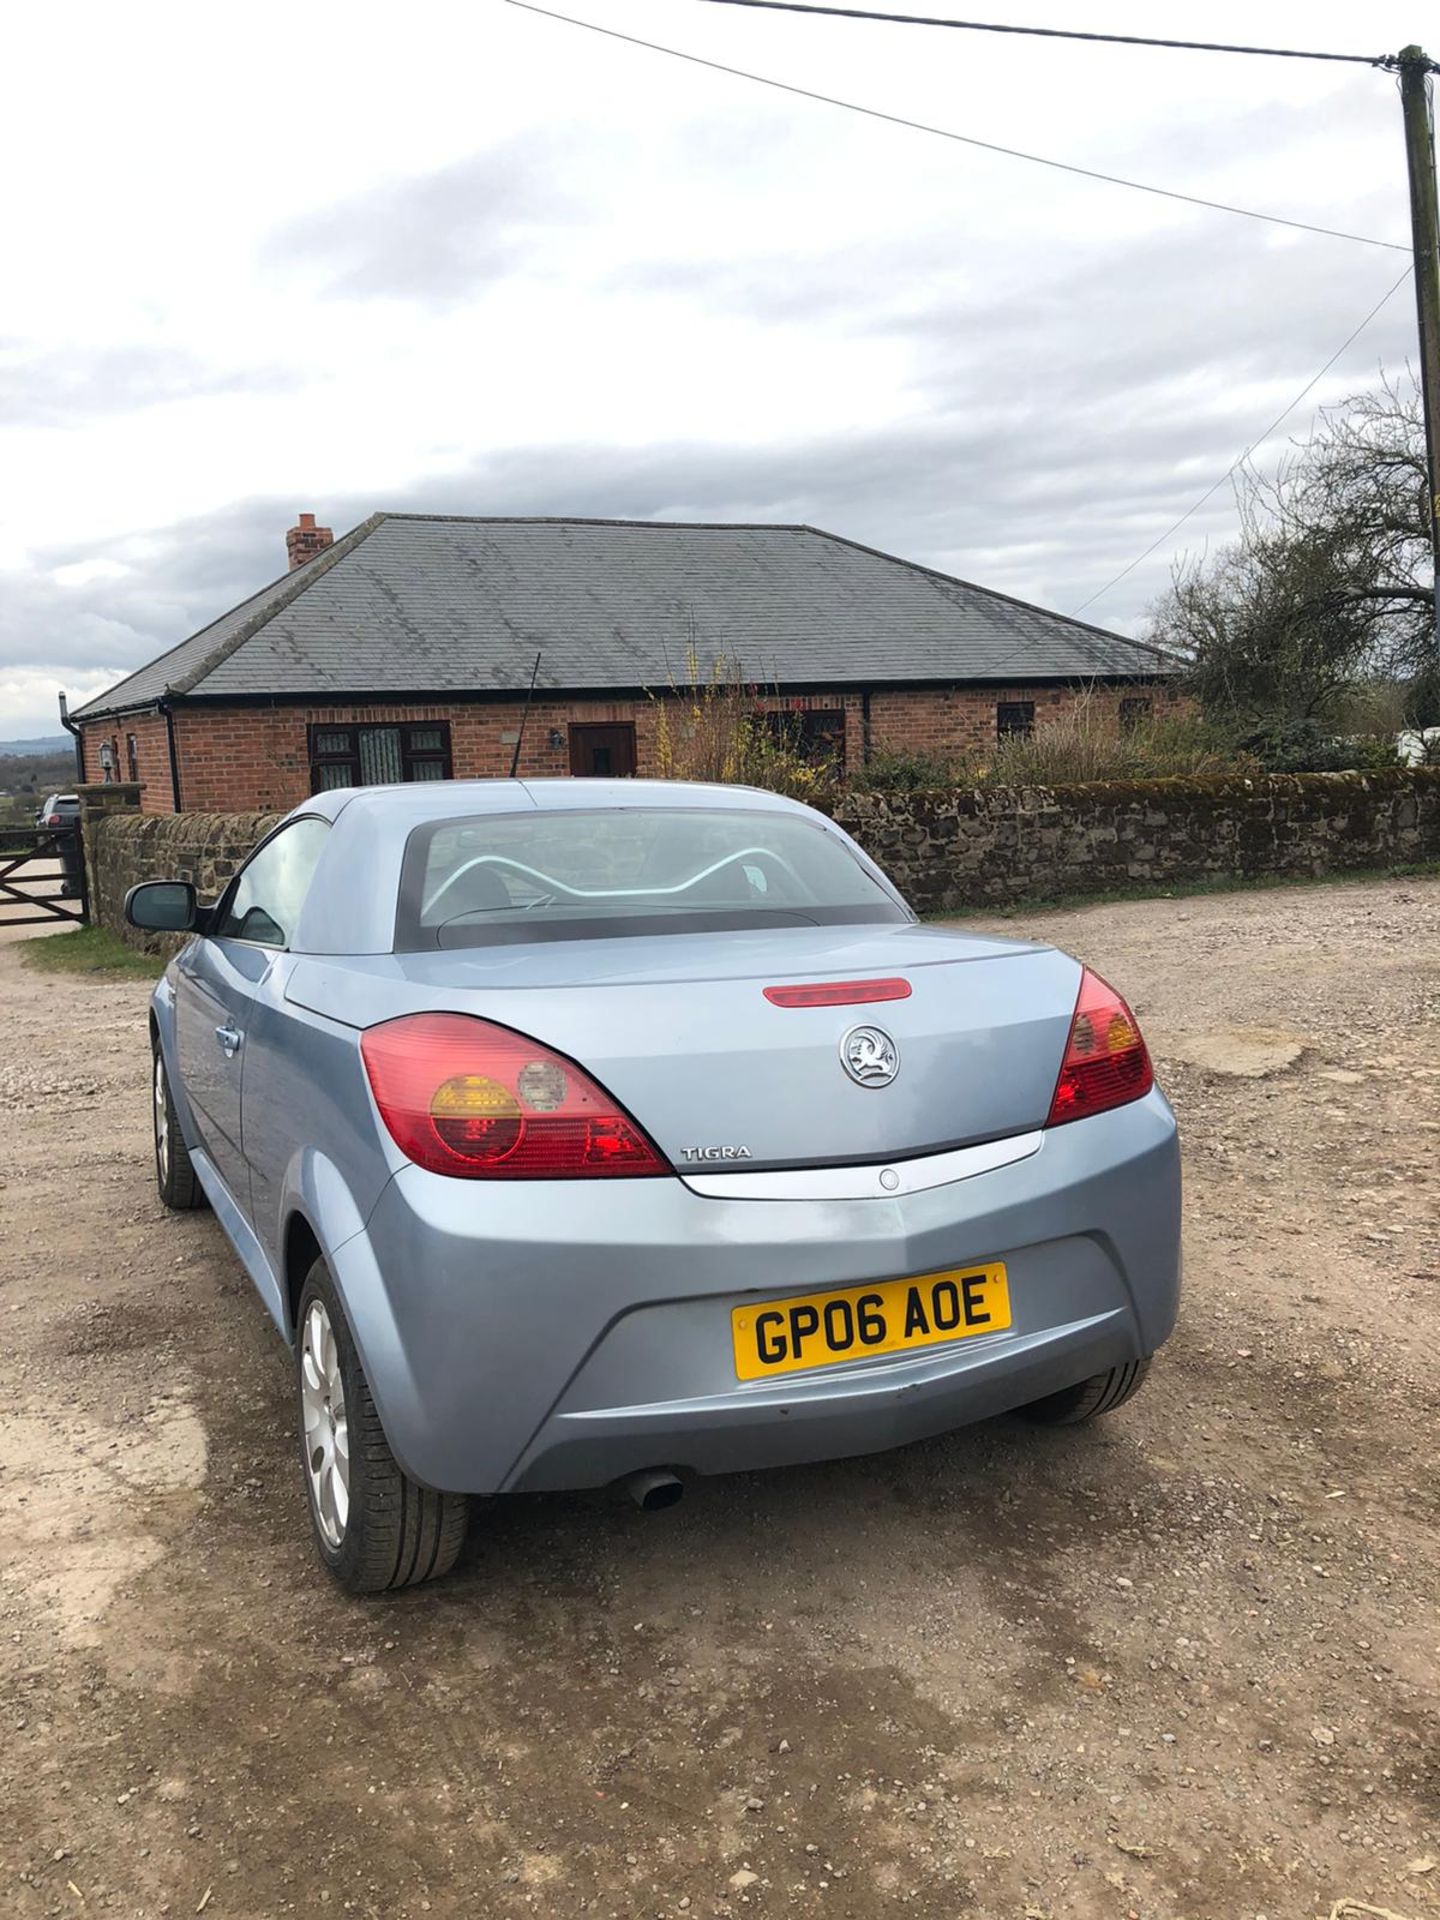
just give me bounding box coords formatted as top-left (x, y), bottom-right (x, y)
top-left (261, 102), bottom-right (841, 308)
top-left (262, 133), bottom-right (586, 303)
top-left (1106, 80), bottom-right (1395, 187)
top-left (604, 216), bottom-right (1416, 524)
top-left (611, 213), bottom-right (1411, 384)
top-left (606, 232), bottom-right (957, 327)
top-left (0, 342), bottom-right (301, 428)
top-left (603, 209), bottom-right (1414, 404)
top-left (894, 226), bottom-right (1418, 548)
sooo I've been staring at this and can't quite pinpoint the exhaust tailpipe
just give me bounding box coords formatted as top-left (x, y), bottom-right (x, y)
top-left (626, 1469), bottom-right (684, 1512)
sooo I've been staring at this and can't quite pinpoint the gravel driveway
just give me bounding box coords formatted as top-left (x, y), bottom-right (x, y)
top-left (2, 875), bottom-right (1438, 1920)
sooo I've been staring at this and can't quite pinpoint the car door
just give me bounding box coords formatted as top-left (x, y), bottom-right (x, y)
top-left (174, 816), bottom-right (331, 1218)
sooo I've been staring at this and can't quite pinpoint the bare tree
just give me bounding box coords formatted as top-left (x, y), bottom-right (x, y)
top-left (1149, 377), bottom-right (1438, 730)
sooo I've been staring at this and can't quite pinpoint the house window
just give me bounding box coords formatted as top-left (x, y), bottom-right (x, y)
top-left (1120, 696), bottom-right (1153, 732)
top-left (761, 708), bottom-right (847, 769)
top-left (308, 722), bottom-right (453, 792)
top-left (996, 701), bottom-right (1035, 740)
top-left (125, 733), bottom-right (140, 782)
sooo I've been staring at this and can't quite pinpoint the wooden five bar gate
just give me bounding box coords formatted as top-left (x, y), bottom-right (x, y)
top-left (0, 822), bottom-right (88, 929)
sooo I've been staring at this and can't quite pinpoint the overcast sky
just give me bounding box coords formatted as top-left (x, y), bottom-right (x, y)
top-left (0, 0), bottom-right (1427, 738)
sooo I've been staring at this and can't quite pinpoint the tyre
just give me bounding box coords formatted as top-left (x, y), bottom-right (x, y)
top-left (1021, 1356), bottom-right (1152, 1426)
top-left (153, 1044), bottom-right (204, 1211)
top-left (295, 1258), bottom-right (468, 1594)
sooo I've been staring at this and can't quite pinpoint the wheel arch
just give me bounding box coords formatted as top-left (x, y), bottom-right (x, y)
top-left (273, 1147), bottom-right (394, 1356)
top-left (278, 1187), bottom-right (426, 1491)
top-left (149, 982), bottom-right (200, 1151)
top-left (283, 1209), bottom-right (325, 1336)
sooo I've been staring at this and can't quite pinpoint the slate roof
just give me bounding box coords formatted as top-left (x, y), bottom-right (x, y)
top-left (72, 514), bottom-right (1172, 720)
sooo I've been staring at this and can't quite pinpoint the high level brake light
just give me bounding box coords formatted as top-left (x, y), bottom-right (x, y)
top-left (360, 1013), bottom-right (669, 1179)
top-left (1046, 968), bottom-right (1153, 1127)
top-left (764, 978), bottom-right (912, 1008)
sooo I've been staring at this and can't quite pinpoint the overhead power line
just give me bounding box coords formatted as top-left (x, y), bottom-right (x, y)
top-left (1068, 265), bottom-right (1415, 616)
top-left (696, 0), bottom-right (1408, 69)
top-left (506, 2), bottom-right (1407, 252)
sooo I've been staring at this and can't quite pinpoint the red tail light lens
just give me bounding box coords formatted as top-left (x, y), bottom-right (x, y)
top-left (1046, 967), bottom-right (1153, 1128)
top-left (360, 1013), bottom-right (669, 1179)
top-left (764, 977), bottom-right (912, 1008)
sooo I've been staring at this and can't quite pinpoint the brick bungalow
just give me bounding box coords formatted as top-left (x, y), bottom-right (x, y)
top-left (67, 512), bottom-right (1176, 812)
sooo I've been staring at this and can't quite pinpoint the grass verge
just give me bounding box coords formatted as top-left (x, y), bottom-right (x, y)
top-left (931, 859), bottom-right (1440, 921)
top-left (16, 927), bottom-right (167, 979)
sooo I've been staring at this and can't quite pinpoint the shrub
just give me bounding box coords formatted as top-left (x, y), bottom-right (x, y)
top-left (981, 698), bottom-right (1250, 787)
top-left (730, 722), bottom-right (841, 806)
top-left (649, 654), bottom-right (839, 806)
top-left (848, 747), bottom-right (970, 793)
top-left (1241, 720), bottom-right (1401, 774)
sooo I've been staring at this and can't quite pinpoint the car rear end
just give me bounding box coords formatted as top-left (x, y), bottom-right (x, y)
top-left (346, 1079), bottom-right (1177, 1495)
top-left (297, 787), bottom-right (1180, 1497)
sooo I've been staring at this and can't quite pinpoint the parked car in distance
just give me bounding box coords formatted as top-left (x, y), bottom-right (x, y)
top-left (36, 793), bottom-right (80, 828)
top-left (127, 780), bottom-right (1182, 1594)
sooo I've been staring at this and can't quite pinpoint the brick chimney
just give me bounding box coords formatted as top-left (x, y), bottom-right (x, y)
top-left (286, 511), bottom-right (334, 571)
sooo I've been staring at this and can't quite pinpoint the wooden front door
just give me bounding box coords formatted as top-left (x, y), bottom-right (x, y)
top-left (568, 723), bottom-right (637, 777)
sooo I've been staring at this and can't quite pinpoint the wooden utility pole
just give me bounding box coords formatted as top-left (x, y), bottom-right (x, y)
top-left (1398, 45), bottom-right (1440, 653)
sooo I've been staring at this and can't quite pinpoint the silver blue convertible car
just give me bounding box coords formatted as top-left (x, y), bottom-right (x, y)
top-left (127, 780), bottom-right (1181, 1593)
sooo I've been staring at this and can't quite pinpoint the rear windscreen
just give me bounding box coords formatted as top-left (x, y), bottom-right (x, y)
top-left (395, 808), bottom-right (910, 949)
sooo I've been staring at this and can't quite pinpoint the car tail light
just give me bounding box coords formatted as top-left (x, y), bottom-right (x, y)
top-left (360, 1013), bottom-right (669, 1179)
top-left (1046, 967), bottom-right (1153, 1128)
top-left (764, 978), bottom-right (912, 1008)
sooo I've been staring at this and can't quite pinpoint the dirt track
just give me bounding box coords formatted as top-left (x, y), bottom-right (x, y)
top-left (2, 875), bottom-right (1438, 1920)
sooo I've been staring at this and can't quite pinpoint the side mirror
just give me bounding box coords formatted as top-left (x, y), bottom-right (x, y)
top-left (125, 880), bottom-right (199, 933)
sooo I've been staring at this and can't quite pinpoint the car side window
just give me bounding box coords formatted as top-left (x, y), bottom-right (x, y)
top-left (214, 817), bottom-right (330, 949)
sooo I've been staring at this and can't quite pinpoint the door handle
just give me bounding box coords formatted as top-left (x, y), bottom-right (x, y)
top-left (215, 1024), bottom-right (243, 1058)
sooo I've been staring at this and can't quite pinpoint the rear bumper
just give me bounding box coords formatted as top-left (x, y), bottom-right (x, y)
top-left (505, 1304), bottom-right (1141, 1491)
top-left (332, 1088), bottom-right (1181, 1494)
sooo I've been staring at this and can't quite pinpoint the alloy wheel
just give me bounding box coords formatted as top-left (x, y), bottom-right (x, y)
top-left (300, 1299), bottom-right (350, 1548)
top-left (153, 1053), bottom-right (170, 1182)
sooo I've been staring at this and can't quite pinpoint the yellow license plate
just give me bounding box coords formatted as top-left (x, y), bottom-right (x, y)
top-left (731, 1264), bottom-right (1011, 1381)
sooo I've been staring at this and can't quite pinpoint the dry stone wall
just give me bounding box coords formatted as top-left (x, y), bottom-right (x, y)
top-left (89, 809), bottom-right (283, 954)
top-left (88, 769), bottom-right (1440, 953)
top-left (831, 769), bottom-right (1440, 914)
